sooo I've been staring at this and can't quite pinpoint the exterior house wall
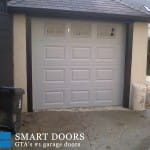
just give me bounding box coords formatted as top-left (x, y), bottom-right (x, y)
top-left (131, 22), bottom-right (148, 84)
top-left (130, 22), bottom-right (148, 107)
top-left (12, 14), bottom-right (148, 112)
top-left (13, 14), bottom-right (27, 112)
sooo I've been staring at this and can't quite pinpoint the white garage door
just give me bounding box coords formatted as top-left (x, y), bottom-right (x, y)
top-left (32, 18), bottom-right (125, 110)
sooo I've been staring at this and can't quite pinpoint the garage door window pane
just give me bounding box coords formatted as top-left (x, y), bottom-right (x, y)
top-left (71, 23), bottom-right (91, 38)
top-left (45, 22), bottom-right (65, 36)
top-left (97, 24), bottom-right (116, 39)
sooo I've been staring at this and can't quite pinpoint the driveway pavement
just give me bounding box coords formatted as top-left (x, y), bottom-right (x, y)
top-left (13, 109), bottom-right (150, 150)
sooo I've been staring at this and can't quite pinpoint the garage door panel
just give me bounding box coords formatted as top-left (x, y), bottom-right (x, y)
top-left (95, 90), bottom-right (113, 102)
top-left (68, 87), bottom-right (92, 106)
top-left (96, 47), bottom-right (114, 59)
top-left (44, 69), bottom-right (65, 82)
top-left (72, 47), bottom-right (91, 59)
top-left (72, 69), bottom-right (90, 81)
top-left (71, 90), bottom-right (90, 103)
top-left (45, 46), bottom-right (66, 59)
top-left (42, 88), bottom-right (68, 108)
top-left (96, 69), bottom-right (113, 80)
top-left (95, 81), bottom-right (113, 90)
top-left (95, 49), bottom-right (122, 65)
top-left (32, 18), bottom-right (125, 110)
top-left (44, 91), bottom-right (65, 104)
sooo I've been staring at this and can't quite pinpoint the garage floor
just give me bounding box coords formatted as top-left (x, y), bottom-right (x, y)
top-left (15, 109), bottom-right (150, 150)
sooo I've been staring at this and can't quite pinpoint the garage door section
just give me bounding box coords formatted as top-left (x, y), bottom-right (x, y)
top-left (32, 19), bottom-right (125, 110)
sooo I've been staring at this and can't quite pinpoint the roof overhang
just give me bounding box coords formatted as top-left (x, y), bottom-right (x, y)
top-left (8, 6), bottom-right (150, 22)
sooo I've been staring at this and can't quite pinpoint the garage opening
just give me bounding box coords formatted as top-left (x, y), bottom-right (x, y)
top-left (31, 18), bottom-right (126, 110)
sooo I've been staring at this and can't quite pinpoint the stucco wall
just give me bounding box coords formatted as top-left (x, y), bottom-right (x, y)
top-left (130, 22), bottom-right (148, 106)
top-left (13, 14), bottom-right (27, 112)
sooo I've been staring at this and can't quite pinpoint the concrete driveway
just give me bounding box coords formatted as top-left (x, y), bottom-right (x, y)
top-left (13, 109), bottom-right (150, 150)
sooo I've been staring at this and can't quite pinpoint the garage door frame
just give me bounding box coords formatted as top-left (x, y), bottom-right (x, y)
top-left (26, 15), bottom-right (133, 112)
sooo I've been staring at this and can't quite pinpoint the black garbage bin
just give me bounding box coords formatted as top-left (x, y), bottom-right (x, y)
top-left (0, 87), bottom-right (24, 133)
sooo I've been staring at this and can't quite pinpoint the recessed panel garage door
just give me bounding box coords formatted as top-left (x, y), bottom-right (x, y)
top-left (32, 18), bottom-right (125, 110)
